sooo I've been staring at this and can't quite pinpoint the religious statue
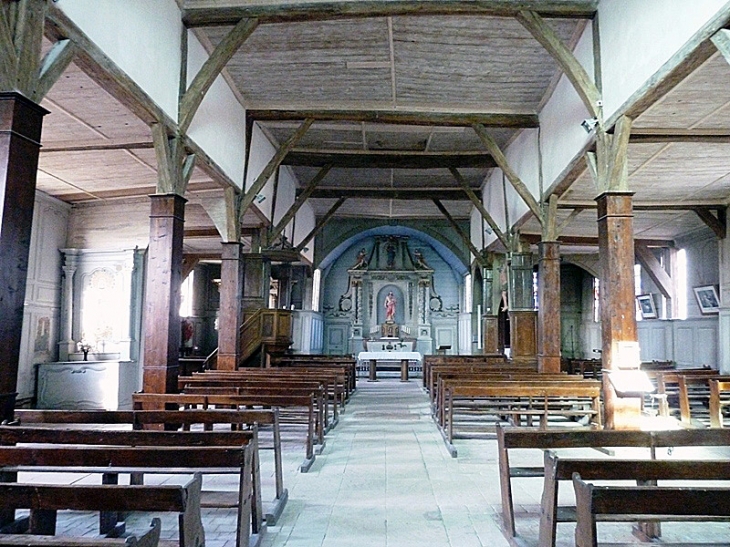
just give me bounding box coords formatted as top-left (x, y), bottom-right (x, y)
top-left (413, 248), bottom-right (429, 269)
top-left (384, 291), bottom-right (396, 322)
top-left (352, 248), bottom-right (368, 269)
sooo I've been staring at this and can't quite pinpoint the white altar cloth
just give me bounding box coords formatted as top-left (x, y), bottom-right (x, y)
top-left (357, 351), bottom-right (423, 363)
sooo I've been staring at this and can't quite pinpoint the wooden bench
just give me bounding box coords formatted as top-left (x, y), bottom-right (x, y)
top-left (0, 518), bottom-right (161, 547)
top-left (15, 408), bottom-right (287, 525)
top-left (496, 425), bottom-right (730, 541)
top-left (573, 473), bottom-right (730, 547)
top-left (709, 378), bottom-right (730, 427)
top-left (443, 380), bottom-right (602, 456)
top-left (132, 393), bottom-right (319, 472)
top-left (433, 372), bottom-right (581, 428)
top-left (0, 475), bottom-right (201, 547)
top-left (423, 355), bottom-right (509, 389)
top-left (541, 450), bottom-right (730, 547)
top-left (270, 358), bottom-right (357, 398)
top-left (0, 427), bottom-right (261, 547)
top-left (643, 369), bottom-right (718, 419)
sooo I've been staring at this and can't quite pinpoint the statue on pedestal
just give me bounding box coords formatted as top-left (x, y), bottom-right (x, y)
top-left (384, 291), bottom-right (396, 322)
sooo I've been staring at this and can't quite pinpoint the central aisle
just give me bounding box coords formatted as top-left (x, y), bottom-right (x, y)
top-left (261, 378), bottom-right (511, 547)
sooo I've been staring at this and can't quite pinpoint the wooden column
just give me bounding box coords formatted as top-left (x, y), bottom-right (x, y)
top-left (509, 252), bottom-right (537, 365)
top-left (142, 194), bottom-right (186, 394)
top-left (482, 261), bottom-right (502, 356)
top-left (718, 205), bottom-right (730, 374)
top-left (538, 241), bottom-right (561, 373)
top-left (597, 191), bottom-right (639, 429)
top-left (217, 242), bottom-right (244, 371)
top-left (0, 93), bottom-right (47, 420)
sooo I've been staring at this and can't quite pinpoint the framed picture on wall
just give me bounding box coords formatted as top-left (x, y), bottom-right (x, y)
top-left (694, 285), bottom-right (720, 314)
top-left (636, 294), bottom-right (657, 319)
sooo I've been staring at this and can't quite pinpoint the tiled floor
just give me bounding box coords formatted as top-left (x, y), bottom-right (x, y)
top-left (15, 377), bottom-right (730, 546)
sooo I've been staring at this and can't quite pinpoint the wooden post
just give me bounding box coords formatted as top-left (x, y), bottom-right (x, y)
top-left (217, 242), bottom-right (244, 371)
top-left (538, 241), bottom-right (561, 373)
top-left (597, 191), bottom-right (640, 428)
top-left (509, 252), bottom-right (537, 364)
top-left (0, 93), bottom-right (47, 420)
top-left (142, 194), bottom-right (186, 394)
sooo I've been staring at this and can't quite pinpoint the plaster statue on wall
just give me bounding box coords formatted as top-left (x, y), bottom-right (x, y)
top-left (384, 291), bottom-right (396, 322)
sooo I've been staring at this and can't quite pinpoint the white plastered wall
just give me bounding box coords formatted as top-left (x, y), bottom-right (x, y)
top-left (186, 32), bottom-right (247, 187)
top-left (57, 0), bottom-right (182, 120)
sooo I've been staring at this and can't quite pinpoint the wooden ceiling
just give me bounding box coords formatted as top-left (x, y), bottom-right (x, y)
top-left (34, 1), bottom-right (730, 257)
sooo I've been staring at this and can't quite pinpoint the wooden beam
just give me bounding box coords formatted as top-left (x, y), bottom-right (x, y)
top-left (516, 10), bottom-right (601, 120)
top-left (711, 28), bottom-right (730, 68)
top-left (543, 193), bottom-right (559, 241)
top-left (184, 227), bottom-right (220, 238)
top-left (303, 188), bottom-right (472, 200)
top-left (0, 3), bottom-right (18, 90)
top-left (558, 201), bottom-right (730, 211)
top-left (14, 0), bottom-right (46, 97)
top-left (269, 164), bottom-right (331, 244)
top-left (629, 129), bottom-right (730, 143)
top-left (178, 17), bottom-right (259, 133)
top-left (240, 118), bottom-right (313, 222)
top-left (183, 2), bottom-right (598, 27)
top-left (151, 123), bottom-right (175, 194)
top-left (693, 207), bottom-right (727, 239)
top-left (295, 197), bottom-right (346, 253)
top-left (33, 38), bottom-right (76, 101)
top-left (521, 233), bottom-right (675, 248)
top-left (606, 115), bottom-right (632, 192)
top-left (450, 167), bottom-right (509, 247)
top-left (182, 256), bottom-right (200, 281)
top-left (635, 242), bottom-right (674, 300)
top-left (284, 150), bottom-right (495, 169)
top-left (248, 108), bottom-right (539, 128)
top-left (433, 198), bottom-right (484, 266)
top-left (473, 123), bottom-right (543, 223)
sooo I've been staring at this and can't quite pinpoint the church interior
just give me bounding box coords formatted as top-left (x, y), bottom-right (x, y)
top-left (3, 1), bottom-right (730, 546)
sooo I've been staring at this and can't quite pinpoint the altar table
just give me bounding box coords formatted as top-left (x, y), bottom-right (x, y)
top-left (356, 351), bottom-right (423, 382)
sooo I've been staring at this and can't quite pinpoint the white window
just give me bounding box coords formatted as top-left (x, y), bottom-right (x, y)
top-left (312, 268), bottom-right (321, 312)
top-left (180, 271), bottom-right (194, 318)
top-left (676, 249), bottom-right (687, 319)
top-left (464, 273), bottom-right (472, 311)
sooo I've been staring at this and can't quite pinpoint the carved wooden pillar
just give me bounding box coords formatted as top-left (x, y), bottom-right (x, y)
top-left (509, 252), bottom-right (537, 364)
top-left (538, 241), bottom-right (561, 372)
top-left (142, 194), bottom-right (186, 394)
top-left (597, 191), bottom-right (639, 428)
top-left (217, 242), bottom-right (244, 371)
top-left (482, 261), bottom-right (501, 355)
top-left (0, 93), bottom-right (47, 420)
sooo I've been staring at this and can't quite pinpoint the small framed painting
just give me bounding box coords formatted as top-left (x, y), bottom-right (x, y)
top-left (694, 285), bottom-right (720, 314)
top-left (636, 294), bottom-right (657, 319)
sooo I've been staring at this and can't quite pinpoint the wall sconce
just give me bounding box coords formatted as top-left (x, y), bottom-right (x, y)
top-left (581, 117), bottom-right (599, 133)
top-left (254, 193), bottom-right (266, 204)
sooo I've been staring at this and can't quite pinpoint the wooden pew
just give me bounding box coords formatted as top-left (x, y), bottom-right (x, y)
top-left (442, 380), bottom-right (602, 456)
top-left (0, 519), bottom-right (160, 547)
top-left (496, 425), bottom-right (730, 541)
top-left (541, 451), bottom-right (730, 547)
top-left (709, 377), bottom-right (730, 428)
top-left (0, 475), bottom-right (201, 547)
top-left (644, 368), bottom-right (718, 418)
top-left (573, 473), bottom-right (730, 547)
top-left (0, 428), bottom-right (261, 547)
top-left (422, 355), bottom-right (509, 389)
top-left (270, 357), bottom-right (357, 397)
top-left (132, 392), bottom-right (318, 472)
top-left (433, 372), bottom-right (580, 428)
top-left (15, 408), bottom-right (287, 525)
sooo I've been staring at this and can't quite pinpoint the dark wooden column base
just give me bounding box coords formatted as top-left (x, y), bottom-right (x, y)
top-left (0, 93), bottom-right (48, 420)
top-left (509, 310), bottom-right (537, 365)
top-left (218, 243), bottom-right (244, 371)
top-left (538, 241), bottom-right (561, 373)
top-left (142, 194), bottom-right (186, 394)
top-left (483, 315), bottom-right (502, 356)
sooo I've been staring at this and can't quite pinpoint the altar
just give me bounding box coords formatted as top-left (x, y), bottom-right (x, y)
top-left (357, 351), bottom-right (423, 382)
